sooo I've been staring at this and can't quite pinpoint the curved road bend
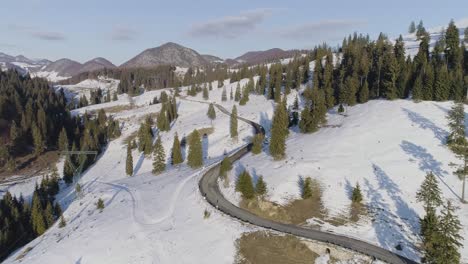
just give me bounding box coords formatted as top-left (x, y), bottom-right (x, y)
top-left (180, 98), bottom-right (418, 264)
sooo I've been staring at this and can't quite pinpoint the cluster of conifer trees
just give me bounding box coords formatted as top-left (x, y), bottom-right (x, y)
top-left (0, 167), bottom-right (63, 261)
top-left (235, 170), bottom-right (267, 199)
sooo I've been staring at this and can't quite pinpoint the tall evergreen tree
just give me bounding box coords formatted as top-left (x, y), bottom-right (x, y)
top-left (251, 133), bottom-right (264, 155)
top-left (187, 129), bottom-right (203, 168)
top-left (234, 83), bottom-right (241, 102)
top-left (235, 170), bottom-right (255, 199)
top-left (171, 133), bottom-right (183, 165)
top-left (255, 176), bottom-right (267, 197)
top-left (207, 103), bottom-right (216, 123)
top-left (408, 21), bottom-right (416, 34)
top-left (202, 85), bottom-right (209, 100)
top-left (221, 87), bottom-right (227, 101)
top-left (58, 127), bottom-right (69, 151)
top-left (32, 123), bottom-right (45, 156)
top-left (432, 201), bottom-right (463, 264)
top-left (269, 101), bottom-right (287, 160)
top-left (230, 105), bottom-right (238, 138)
top-left (126, 142), bottom-right (133, 176)
top-left (152, 136), bottom-right (166, 175)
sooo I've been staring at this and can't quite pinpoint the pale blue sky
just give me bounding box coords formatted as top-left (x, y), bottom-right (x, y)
top-left (1, 0), bottom-right (466, 65)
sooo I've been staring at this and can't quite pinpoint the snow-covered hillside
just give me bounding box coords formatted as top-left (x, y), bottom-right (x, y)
top-left (2, 80), bottom-right (263, 264)
top-left (56, 77), bottom-right (121, 103)
top-left (223, 99), bottom-right (468, 262)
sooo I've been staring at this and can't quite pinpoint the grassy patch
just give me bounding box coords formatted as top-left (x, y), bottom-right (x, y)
top-left (235, 231), bottom-right (318, 264)
top-left (186, 127), bottom-right (215, 142)
top-left (100, 104), bottom-right (133, 114)
top-left (240, 178), bottom-right (367, 227)
top-left (0, 150), bottom-right (60, 179)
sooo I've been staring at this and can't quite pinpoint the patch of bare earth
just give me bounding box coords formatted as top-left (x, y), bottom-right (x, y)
top-left (235, 231), bottom-right (318, 264)
top-left (0, 150), bottom-right (60, 180)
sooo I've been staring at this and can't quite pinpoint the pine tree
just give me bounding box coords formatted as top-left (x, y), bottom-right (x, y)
top-left (416, 172), bottom-right (443, 210)
top-left (57, 214), bottom-right (66, 228)
top-left (302, 177), bottom-right (313, 199)
top-left (157, 105), bottom-right (170, 132)
top-left (126, 142), bottom-right (133, 176)
top-left (171, 133), bottom-right (183, 165)
top-left (220, 157), bottom-right (233, 178)
top-left (255, 176), bottom-right (267, 197)
top-left (221, 87), bottom-right (227, 101)
top-left (187, 129), bottom-right (203, 168)
top-left (31, 192), bottom-right (46, 235)
top-left (447, 102), bottom-right (467, 151)
top-left (230, 87), bottom-right (233, 100)
top-left (382, 50), bottom-right (399, 100)
top-left (239, 85), bottom-right (250, 105)
top-left (203, 85), bottom-right (209, 100)
top-left (96, 198), bottom-right (105, 212)
top-left (412, 72), bottom-right (423, 101)
top-left (152, 136), bottom-right (166, 175)
top-left (58, 127), bottom-right (69, 151)
top-left (269, 101), bottom-right (287, 160)
top-left (44, 201), bottom-right (54, 227)
top-left (234, 83), bottom-right (241, 101)
top-left (431, 201), bottom-right (463, 264)
top-left (409, 21), bottom-right (416, 34)
top-left (9, 121), bottom-right (19, 154)
top-left (434, 64), bottom-right (450, 101)
top-left (359, 80), bottom-right (369, 103)
top-left (32, 123), bottom-right (45, 156)
top-left (207, 103), bottom-right (216, 122)
top-left (251, 133), bottom-right (263, 155)
top-left (235, 170), bottom-right (255, 199)
top-left (230, 105), bottom-right (238, 138)
top-left (351, 183), bottom-right (363, 203)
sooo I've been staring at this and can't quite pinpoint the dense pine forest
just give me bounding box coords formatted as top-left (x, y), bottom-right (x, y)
top-left (0, 70), bottom-right (121, 260)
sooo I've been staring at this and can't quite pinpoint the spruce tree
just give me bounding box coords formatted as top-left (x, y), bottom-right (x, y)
top-left (351, 183), bottom-right (363, 203)
top-left (32, 123), bottom-right (45, 156)
top-left (230, 105), bottom-right (238, 138)
top-left (251, 134), bottom-right (263, 155)
top-left (31, 192), bottom-right (46, 235)
top-left (302, 177), bottom-right (313, 199)
top-left (434, 64), bottom-right (450, 101)
top-left (234, 83), bottom-right (241, 101)
top-left (58, 127), bottom-right (69, 151)
top-left (220, 157), bottom-right (233, 178)
top-left (416, 172), bottom-right (443, 210)
top-left (187, 129), bottom-right (203, 168)
top-left (126, 142), bottom-right (133, 176)
top-left (409, 21), bottom-right (416, 34)
top-left (207, 103), bottom-right (216, 123)
top-left (203, 85), bottom-right (209, 100)
top-left (157, 105), bottom-right (170, 132)
top-left (58, 214), bottom-right (66, 228)
top-left (171, 133), bottom-right (183, 165)
top-left (269, 101), bottom-right (287, 160)
top-left (221, 87), bottom-right (227, 101)
top-left (447, 102), bottom-right (466, 151)
top-left (152, 136), bottom-right (166, 175)
top-left (255, 176), bottom-right (267, 197)
top-left (235, 170), bottom-right (255, 199)
top-left (359, 80), bottom-right (370, 103)
top-left (432, 201), bottom-right (463, 264)
top-left (230, 87), bottom-right (233, 100)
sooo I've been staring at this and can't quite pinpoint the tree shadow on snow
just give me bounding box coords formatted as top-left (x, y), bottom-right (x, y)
top-left (364, 170), bottom-right (420, 261)
top-left (133, 153), bottom-right (146, 176)
top-left (344, 179), bottom-right (354, 200)
top-left (259, 111), bottom-right (271, 136)
top-left (400, 140), bottom-right (461, 200)
top-left (202, 134), bottom-right (209, 160)
top-left (401, 108), bottom-right (448, 145)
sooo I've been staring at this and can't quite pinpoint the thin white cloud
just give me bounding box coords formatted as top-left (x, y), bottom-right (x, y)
top-left (276, 19), bottom-right (367, 40)
top-left (188, 8), bottom-right (274, 39)
top-left (31, 31), bottom-right (66, 41)
top-left (110, 26), bottom-right (138, 41)
top-left (8, 23), bottom-right (66, 41)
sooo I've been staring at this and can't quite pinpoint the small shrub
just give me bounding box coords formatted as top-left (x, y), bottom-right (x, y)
top-left (351, 183), bottom-right (363, 203)
top-left (96, 198), bottom-right (105, 212)
top-left (204, 209), bottom-right (211, 219)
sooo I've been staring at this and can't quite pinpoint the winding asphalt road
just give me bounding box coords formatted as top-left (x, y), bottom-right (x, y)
top-left (182, 98), bottom-right (419, 264)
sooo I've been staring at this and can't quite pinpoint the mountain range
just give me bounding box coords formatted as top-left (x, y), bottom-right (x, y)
top-left (0, 43), bottom-right (304, 82)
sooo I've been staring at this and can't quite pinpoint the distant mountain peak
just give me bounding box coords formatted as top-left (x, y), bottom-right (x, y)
top-left (121, 42), bottom-right (209, 68)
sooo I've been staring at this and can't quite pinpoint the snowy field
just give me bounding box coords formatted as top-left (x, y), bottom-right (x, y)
top-left (223, 99), bottom-right (468, 263)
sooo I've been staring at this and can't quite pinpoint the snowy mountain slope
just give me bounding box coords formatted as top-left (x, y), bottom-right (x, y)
top-left (223, 99), bottom-right (468, 262)
top-left (56, 77), bottom-right (120, 103)
top-left (3, 81), bottom-right (260, 264)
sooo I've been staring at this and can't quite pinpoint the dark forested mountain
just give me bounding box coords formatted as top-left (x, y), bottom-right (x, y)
top-left (201, 54), bottom-right (223, 64)
top-left (41, 58), bottom-right (83, 77)
top-left (121, 42), bottom-right (209, 68)
top-left (79, 57), bottom-right (116, 74)
top-left (228, 48), bottom-right (303, 66)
